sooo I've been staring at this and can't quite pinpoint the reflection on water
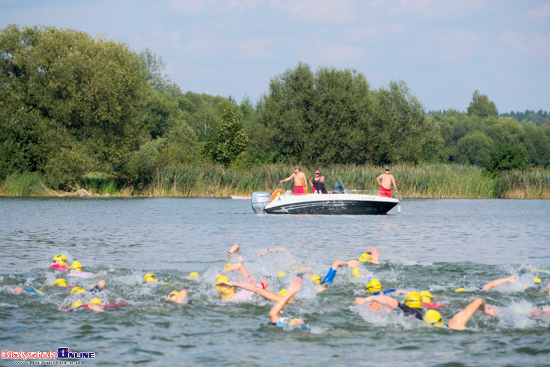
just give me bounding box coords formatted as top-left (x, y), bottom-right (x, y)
top-left (0, 198), bottom-right (549, 365)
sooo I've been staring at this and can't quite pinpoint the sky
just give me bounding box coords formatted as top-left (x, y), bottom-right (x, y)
top-left (1, 0), bottom-right (549, 112)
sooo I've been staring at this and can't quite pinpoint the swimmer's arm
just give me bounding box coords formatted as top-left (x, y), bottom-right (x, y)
top-left (87, 303), bottom-right (105, 312)
top-left (353, 295), bottom-right (398, 308)
top-left (448, 298), bottom-right (487, 330)
top-left (217, 281), bottom-right (257, 292)
top-left (174, 290), bottom-right (188, 305)
top-left (89, 280), bottom-right (106, 291)
top-left (364, 248), bottom-right (380, 264)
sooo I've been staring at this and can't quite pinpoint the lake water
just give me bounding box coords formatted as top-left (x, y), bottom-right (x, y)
top-left (1, 198), bottom-right (549, 366)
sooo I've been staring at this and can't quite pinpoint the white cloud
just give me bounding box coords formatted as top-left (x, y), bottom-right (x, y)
top-left (527, 3), bottom-right (550, 18)
top-left (239, 36), bottom-right (284, 60)
top-left (501, 31), bottom-right (550, 56)
top-left (346, 24), bottom-right (406, 42)
top-left (269, 0), bottom-right (357, 24)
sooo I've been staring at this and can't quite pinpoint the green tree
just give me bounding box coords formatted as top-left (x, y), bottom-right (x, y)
top-left (467, 90), bottom-right (498, 119)
top-left (0, 24), bottom-right (151, 183)
top-left (453, 130), bottom-right (493, 165)
top-left (203, 107), bottom-right (248, 166)
top-left (484, 144), bottom-right (530, 176)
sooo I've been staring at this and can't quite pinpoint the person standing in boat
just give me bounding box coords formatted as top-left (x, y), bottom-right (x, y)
top-left (280, 167), bottom-right (308, 195)
top-left (376, 168), bottom-right (398, 198)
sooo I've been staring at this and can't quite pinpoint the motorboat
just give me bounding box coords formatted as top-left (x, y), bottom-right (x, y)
top-left (251, 181), bottom-right (400, 215)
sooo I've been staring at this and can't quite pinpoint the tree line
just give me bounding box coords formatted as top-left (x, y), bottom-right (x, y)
top-left (1, 25), bottom-right (549, 192)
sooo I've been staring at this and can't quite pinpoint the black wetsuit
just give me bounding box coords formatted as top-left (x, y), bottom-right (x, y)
top-left (397, 302), bottom-right (424, 320)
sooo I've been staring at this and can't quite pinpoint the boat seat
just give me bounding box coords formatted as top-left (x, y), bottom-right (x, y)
top-left (333, 180), bottom-right (346, 194)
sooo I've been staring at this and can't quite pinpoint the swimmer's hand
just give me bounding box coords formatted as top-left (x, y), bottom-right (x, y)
top-left (483, 304), bottom-right (498, 317)
top-left (257, 249), bottom-right (268, 257)
top-left (215, 281), bottom-right (234, 287)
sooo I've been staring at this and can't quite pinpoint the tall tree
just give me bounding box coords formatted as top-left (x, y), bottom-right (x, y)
top-left (467, 90), bottom-right (498, 119)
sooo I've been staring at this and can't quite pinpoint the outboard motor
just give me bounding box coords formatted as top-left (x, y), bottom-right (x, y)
top-left (332, 180), bottom-right (346, 194)
top-left (251, 191), bottom-right (271, 214)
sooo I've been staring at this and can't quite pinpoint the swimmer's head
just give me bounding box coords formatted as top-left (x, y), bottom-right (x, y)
top-left (53, 254), bottom-right (67, 262)
top-left (143, 273), bottom-right (157, 283)
top-left (366, 279), bottom-right (382, 293)
top-left (533, 277), bottom-right (542, 284)
top-left (352, 268), bottom-right (365, 278)
top-left (71, 301), bottom-right (84, 309)
top-left (359, 253), bottom-right (370, 262)
top-left (168, 291), bottom-right (179, 300)
top-left (71, 287), bottom-right (85, 294)
top-left (189, 272), bottom-right (199, 278)
top-left (215, 275), bottom-right (229, 290)
top-left (419, 290), bottom-right (432, 303)
top-left (53, 278), bottom-right (67, 287)
top-left (455, 288), bottom-right (465, 293)
top-left (404, 292), bottom-right (422, 309)
top-left (290, 318), bottom-right (305, 326)
top-left (224, 263), bottom-right (232, 269)
top-left (89, 298), bottom-right (102, 304)
top-left (278, 289), bottom-right (288, 296)
top-left (278, 272), bottom-right (286, 277)
top-left (69, 261), bottom-right (82, 273)
top-left (220, 287), bottom-right (235, 299)
top-left (310, 275), bottom-right (322, 284)
top-left (424, 309), bottom-right (444, 327)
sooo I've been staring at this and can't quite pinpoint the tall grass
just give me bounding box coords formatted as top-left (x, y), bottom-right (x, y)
top-left (2, 165), bottom-right (549, 199)
top-left (0, 172), bottom-right (51, 197)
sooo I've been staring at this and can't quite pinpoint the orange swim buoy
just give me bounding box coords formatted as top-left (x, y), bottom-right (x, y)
top-left (271, 188), bottom-right (284, 201)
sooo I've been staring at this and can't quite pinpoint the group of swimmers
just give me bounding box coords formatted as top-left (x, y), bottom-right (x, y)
top-left (13, 246), bottom-right (550, 330)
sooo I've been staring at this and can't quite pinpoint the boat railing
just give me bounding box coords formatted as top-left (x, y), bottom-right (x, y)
top-left (348, 190), bottom-right (402, 200)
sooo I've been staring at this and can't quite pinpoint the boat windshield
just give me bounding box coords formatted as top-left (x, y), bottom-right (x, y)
top-left (332, 180), bottom-right (346, 194)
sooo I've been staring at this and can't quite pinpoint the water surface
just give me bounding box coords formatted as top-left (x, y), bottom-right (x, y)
top-left (1, 198), bottom-right (549, 366)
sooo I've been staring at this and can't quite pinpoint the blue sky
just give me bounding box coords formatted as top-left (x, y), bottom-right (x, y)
top-left (1, 0), bottom-right (549, 112)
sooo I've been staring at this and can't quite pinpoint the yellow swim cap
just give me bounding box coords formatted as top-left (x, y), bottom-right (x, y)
top-left (278, 272), bottom-right (286, 277)
top-left (533, 277), bottom-right (542, 283)
top-left (290, 318), bottom-right (305, 326)
top-left (53, 254), bottom-right (67, 262)
top-left (404, 292), bottom-right (422, 309)
top-left (224, 263), bottom-right (232, 269)
top-left (366, 279), bottom-right (382, 293)
top-left (69, 261), bottom-right (82, 272)
top-left (215, 275), bottom-right (229, 291)
top-left (310, 275), bottom-right (321, 284)
top-left (143, 273), bottom-right (157, 283)
top-left (71, 301), bottom-right (84, 309)
top-left (352, 268), bottom-right (365, 278)
top-left (34, 290), bottom-right (45, 296)
top-left (419, 290), bottom-right (432, 303)
top-left (70, 287), bottom-right (85, 294)
top-left (168, 291), bottom-right (179, 298)
top-left (189, 272), bottom-right (199, 277)
top-left (424, 309), bottom-right (444, 327)
top-left (53, 278), bottom-right (67, 287)
top-left (455, 288), bottom-right (465, 293)
top-left (89, 298), bottom-right (102, 304)
top-left (278, 289), bottom-right (293, 300)
top-left (359, 253), bottom-right (370, 262)
top-left (220, 286), bottom-right (235, 299)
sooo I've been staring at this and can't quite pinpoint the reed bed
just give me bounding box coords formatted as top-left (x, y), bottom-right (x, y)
top-left (2, 165), bottom-right (549, 199)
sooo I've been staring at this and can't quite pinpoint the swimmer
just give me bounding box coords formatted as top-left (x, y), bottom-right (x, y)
top-left (423, 298), bottom-right (497, 330)
top-left (50, 254), bottom-right (69, 270)
top-left (227, 244), bottom-right (245, 262)
top-left (143, 273), bottom-right (157, 283)
top-left (215, 280), bottom-right (294, 303)
top-left (322, 260), bottom-right (362, 284)
top-left (67, 280), bottom-right (106, 295)
top-left (269, 278), bottom-right (307, 329)
top-left (364, 279), bottom-right (404, 296)
top-left (13, 287), bottom-right (45, 296)
top-left (167, 289), bottom-right (189, 305)
top-left (358, 248), bottom-right (380, 265)
top-left (64, 298), bottom-right (128, 313)
top-left (67, 261), bottom-right (98, 279)
top-left (531, 306), bottom-right (550, 319)
top-left (420, 290), bottom-right (446, 309)
top-left (353, 292), bottom-right (424, 320)
top-left (456, 275), bottom-right (517, 292)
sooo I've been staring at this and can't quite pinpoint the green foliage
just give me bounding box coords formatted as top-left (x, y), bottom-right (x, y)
top-left (203, 107), bottom-right (248, 166)
top-left (484, 144), bottom-right (530, 177)
top-left (118, 138), bottom-right (166, 187)
top-left (501, 109), bottom-right (550, 125)
top-left (453, 130), bottom-right (493, 165)
top-left (1, 172), bottom-right (47, 196)
top-left (467, 90), bottom-right (498, 118)
top-left (43, 147), bottom-right (91, 189)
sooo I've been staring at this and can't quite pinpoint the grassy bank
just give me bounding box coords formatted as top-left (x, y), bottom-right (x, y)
top-left (1, 165), bottom-right (549, 199)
